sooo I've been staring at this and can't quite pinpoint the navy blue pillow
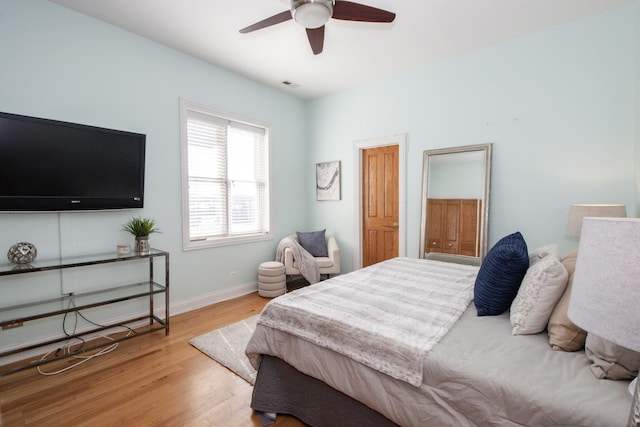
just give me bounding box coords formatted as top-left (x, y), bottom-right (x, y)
top-left (474, 231), bottom-right (529, 316)
top-left (296, 229), bottom-right (328, 257)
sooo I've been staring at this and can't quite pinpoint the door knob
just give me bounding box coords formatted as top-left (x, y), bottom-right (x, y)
top-left (392, 223), bottom-right (399, 228)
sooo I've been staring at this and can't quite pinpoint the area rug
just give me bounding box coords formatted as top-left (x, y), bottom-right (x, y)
top-left (190, 315), bottom-right (258, 385)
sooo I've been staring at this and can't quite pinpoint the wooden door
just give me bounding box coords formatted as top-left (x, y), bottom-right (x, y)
top-left (442, 200), bottom-right (460, 254)
top-left (426, 199), bottom-right (444, 253)
top-left (426, 198), bottom-right (479, 257)
top-left (362, 145), bottom-right (399, 267)
top-left (426, 198), bottom-right (460, 254)
top-left (459, 199), bottom-right (480, 256)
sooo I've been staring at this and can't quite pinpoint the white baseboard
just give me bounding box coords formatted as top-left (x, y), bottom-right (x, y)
top-left (0, 281), bottom-right (259, 367)
top-left (170, 281), bottom-right (259, 316)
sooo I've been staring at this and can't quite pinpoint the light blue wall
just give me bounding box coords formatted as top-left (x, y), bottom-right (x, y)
top-left (0, 0), bottom-right (638, 352)
top-left (307, 3), bottom-right (639, 270)
top-left (0, 0), bottom-right (308, 310)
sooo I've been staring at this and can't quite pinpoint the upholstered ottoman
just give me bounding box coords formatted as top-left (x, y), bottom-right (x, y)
top-left (258, 261), bottom-right (286, 298)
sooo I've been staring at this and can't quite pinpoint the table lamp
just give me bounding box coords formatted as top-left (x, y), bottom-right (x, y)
top-left (566, 204), bottom-right (627, 237)
top-left (568, 217), bottom-right (640, 426)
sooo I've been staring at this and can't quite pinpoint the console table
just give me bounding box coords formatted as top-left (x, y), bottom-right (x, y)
top-left (0, 248), bottom-right (169, 376)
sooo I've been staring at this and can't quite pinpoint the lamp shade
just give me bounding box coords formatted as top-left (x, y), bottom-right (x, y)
top-left (292, 0), bottom-right (333, 29)
top-left (568, 217), bottom-right (640, 352)
top-left (566, 204), bottom-right (626, 237)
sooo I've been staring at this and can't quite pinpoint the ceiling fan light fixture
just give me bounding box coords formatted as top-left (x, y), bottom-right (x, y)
top-left (292, 0), bottom-right (334, 29)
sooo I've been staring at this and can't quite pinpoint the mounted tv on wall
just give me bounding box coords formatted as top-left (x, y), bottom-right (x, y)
top-left (0, 111), bottom-right (146, 212)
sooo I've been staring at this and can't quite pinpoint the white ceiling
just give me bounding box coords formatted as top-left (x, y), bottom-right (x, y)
top-left (49, 0), bottom-right (635, 100)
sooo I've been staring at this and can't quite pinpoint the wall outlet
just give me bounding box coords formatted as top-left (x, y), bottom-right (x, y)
top-left (230, 271), bottom-right (238, 278)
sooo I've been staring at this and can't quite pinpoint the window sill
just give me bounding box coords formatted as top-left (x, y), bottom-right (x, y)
top-left (183, 233), bottom-right (273, 251)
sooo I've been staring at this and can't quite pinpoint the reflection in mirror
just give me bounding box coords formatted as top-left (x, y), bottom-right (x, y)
top-left (419, 144), bottom-right (492, 266)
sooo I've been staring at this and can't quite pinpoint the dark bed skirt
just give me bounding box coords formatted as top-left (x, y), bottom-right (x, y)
top-left (251, 355), bottom-right (399, 427)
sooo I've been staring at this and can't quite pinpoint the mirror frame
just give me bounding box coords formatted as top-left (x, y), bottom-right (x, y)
top-left (419, 143), bottom-right (493, 264)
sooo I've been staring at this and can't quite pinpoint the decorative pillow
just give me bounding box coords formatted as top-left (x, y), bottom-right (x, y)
top-left (528, 243), bottom-right (560, 266)
top-left (474, 231), bottom-right (529, 316)
top-left (510, 254), bottom-right (568, 335)
top-left (296, 229), bottom-right (328, 257)
top-left (586, 334), bottom-right (640, 380)
top-left (547, 249), bottom-right (587, 351)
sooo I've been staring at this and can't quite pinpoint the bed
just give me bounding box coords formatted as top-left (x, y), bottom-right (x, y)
top-left (245, 256), bottom-right (632, 426)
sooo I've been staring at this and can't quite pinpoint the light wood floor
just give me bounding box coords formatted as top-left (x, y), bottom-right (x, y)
top-left (0, 292), bottom-right (306, 426)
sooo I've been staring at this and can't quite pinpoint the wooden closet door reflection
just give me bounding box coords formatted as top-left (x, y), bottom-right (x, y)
top-left (426, 198), bottom-right (479, 257)
top-left (459, 199), bottom-right (480, 257)
top-left (442, 200), bottom-right (460, 254)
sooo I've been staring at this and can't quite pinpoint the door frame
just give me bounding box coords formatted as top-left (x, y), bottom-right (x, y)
top-left (352, 134), bottom-right (407, 270)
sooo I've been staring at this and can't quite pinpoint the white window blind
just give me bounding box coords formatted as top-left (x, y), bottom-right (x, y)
top-left (181, 100), bottom-right (270, 249)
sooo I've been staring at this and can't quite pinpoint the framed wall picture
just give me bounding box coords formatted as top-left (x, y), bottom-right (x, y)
top-left (316, 161), bottom-right (341, 201)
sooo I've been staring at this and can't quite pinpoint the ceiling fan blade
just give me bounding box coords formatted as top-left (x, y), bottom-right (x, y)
top-left (332, 1), bottom-right (396, 23)
top-left (306, 26), bottom-right (325, 55)
top-left (239, 10), bottom-right (292, 34)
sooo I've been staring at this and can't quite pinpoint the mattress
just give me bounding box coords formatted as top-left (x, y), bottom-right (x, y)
top-left (246, 259), bottom-right (631, 426)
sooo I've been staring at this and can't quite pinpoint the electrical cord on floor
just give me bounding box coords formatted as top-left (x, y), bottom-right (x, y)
top-left (37, 299), bottom-right (134, 376)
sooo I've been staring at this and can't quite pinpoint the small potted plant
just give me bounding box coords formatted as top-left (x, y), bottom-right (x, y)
top-left (123, 216), bottom-right (160, 253)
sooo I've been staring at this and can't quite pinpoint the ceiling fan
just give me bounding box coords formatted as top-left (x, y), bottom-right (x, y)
top-left (239, 0), bottom-right (396, 55)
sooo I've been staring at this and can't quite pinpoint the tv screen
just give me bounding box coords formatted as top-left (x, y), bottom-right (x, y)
top-left (0, 111), bottom-right (146, 211)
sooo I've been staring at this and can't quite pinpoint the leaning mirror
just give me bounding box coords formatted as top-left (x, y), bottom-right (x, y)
top-left (419, 143), bottom-right (492, 266)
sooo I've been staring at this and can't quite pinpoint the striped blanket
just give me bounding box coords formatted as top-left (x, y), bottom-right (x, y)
top-left (257, 257), bottom-right (479, 386)
top-left (275, 236), bottom-right (320, 284)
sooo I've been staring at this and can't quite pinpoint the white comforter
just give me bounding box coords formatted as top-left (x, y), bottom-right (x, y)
top-left (248, 306), bottom-right (632, 426)
top-left (246, 258), bottom-right (631, 426)
top-left (253, 257), bottom-right (478, 386)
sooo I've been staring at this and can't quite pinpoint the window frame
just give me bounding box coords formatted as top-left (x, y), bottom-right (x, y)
top-left (179, 98), bottom-right (273, 251)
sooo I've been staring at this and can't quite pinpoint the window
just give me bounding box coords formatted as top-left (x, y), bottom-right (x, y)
top-left (180, 99), bottom-right (271, 250)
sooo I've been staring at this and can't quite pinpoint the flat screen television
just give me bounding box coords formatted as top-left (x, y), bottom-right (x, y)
top-left (0, 111), bottom-right (146, 211)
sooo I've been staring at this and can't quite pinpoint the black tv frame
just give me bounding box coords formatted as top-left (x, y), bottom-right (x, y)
top-left (0, 111), bottom-right (146, 212)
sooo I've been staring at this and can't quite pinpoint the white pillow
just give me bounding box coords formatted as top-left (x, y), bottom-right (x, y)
top-left (528, 243), bottom-right (560, 266)
top-left (511, 254), bottom-right (569, 335)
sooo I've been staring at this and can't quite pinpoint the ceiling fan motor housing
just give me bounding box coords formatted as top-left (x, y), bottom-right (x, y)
top-left (291, 0), bottom-right (335, 29)
top-left (239, 0), bottom-right (395, 55)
